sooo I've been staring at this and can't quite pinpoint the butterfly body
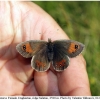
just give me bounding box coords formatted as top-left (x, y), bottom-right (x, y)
top-left (46, 39), bottom-right (54, 61)
top-left (16, 38), bottom-right (84, 72)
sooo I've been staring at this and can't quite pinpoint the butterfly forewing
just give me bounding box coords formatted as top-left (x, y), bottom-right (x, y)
top-left (53, 40), bottom-right (84, 58)
top-left (31, 46), bottom-right (50, 72)
top-left (16, 40), bottom-right (47, 58)
top-left (65, 40), bottom-right (84, 57)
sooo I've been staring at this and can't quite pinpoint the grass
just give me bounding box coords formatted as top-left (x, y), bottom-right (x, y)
top-left (33, 1), bottom-right (100, 96)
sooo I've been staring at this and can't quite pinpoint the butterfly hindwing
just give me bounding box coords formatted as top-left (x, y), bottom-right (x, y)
top-left (31, 45), bottom-right (50, 72)
top-left (53, 50), bottom-right (69, 71)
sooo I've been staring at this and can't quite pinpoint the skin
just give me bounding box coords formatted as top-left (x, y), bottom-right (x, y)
top-left (0, 2), bottom-right (91, 96)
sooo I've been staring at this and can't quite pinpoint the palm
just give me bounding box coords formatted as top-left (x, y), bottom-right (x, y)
top-left (0, 2), bottom-right (91, 96)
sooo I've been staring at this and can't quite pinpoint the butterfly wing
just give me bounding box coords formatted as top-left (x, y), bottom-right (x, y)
top-left (31, 45), bottom-right (50, 72)
top-left (16, 40), bottom-right (47, 58)
top-left (52, 39), bottom-right (84, 71)
top-left (52, 51), bottom-right (69, 71)
top-left (53, 40), bottom-right (84, 58)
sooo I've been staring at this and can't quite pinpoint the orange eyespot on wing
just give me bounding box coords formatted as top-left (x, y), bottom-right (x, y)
top-left (55, 59), bottom-right (66, 67)
top-left (35, 60), bottom-right (46, 68)
top-left (31, 57), bottom-right (50, 72)
top-left (16, 43), bottom-right (34, 58)
top-left (16, 40), bottom-right (47, 58)
top-left (53, 55), bottom-right (69, 71)
top-left (68, 43), bottom-right (80, 54)
top-left (66, 41), bottom-right (84, 58)
top-left (22, 43), bottom-right (33, 53)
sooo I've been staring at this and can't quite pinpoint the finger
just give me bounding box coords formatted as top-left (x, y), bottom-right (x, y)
top-left (57, 55), bottom-right (91, 96)
top-left (22, 81), bottom-right (38, 96)
top-left (34, 70), bottom-right (60, 96)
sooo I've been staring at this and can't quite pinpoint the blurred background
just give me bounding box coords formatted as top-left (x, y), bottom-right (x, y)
top-left (33, 1), bottom-right (100, 96)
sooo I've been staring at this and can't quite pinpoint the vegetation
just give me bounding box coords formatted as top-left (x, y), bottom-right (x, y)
top-left (34, 1), bottom-right (100, 96)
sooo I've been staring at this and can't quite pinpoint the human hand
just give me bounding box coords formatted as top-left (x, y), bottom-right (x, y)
top-left (0, 2), bottom-right (91, 96)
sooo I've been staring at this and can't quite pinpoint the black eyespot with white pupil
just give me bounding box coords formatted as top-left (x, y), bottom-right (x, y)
top-left (75, 45), bottom-right (78, 49)
top-left (23, 45), bottom-right (26, 51)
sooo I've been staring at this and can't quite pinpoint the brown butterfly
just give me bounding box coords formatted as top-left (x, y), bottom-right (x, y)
top-left (16, 38), bottom-right (84, 72)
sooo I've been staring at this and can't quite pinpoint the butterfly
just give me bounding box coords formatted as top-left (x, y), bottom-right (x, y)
top-left (16, 38), bottom-right (84, 72)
